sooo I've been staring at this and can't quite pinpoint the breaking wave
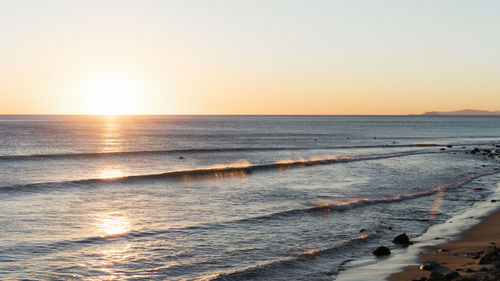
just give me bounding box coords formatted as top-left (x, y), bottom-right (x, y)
top-left (0, 150), bottom-right (440, 192)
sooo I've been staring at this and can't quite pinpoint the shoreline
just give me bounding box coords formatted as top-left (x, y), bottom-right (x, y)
top-left (336, 176), bottom-right (500, 281)
top-left (388, 207), bottom-right (500, 281)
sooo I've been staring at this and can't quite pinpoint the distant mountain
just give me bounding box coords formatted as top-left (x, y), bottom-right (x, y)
top-left (423, 109), bottom-right (500, 116)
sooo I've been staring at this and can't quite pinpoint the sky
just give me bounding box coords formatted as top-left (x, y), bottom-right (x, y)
top-left (1, 0), bottom-right (499, 115)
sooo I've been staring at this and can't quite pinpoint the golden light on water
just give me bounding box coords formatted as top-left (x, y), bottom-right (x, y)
top-left (300, 249), bottom-right (321, 259)
top-left (95, 214), bottom-right (131, 236)
top-left (98, 169), bottom-right (125, 179)
top-left (430, 188), bottom-right (445, 221)
top-left (99, 118), bottom-right (122, 153)
top-left (85, 212), bottom-right (135, 280)
top-left (84, 242), bottom-right (135, 281)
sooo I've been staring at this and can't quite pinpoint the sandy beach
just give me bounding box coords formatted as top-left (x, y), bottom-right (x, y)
top-left (389, 207), bottom-right (500, 281)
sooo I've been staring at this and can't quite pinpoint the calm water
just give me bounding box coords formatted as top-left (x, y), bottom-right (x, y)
top-left (0, 115), bottom-right (499, 280)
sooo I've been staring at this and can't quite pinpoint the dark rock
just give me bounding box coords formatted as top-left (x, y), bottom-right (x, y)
top-left (393, 233), bottom-right (412, 245)
top-left (359, 228), bottom-right (365, 233)
top-left (373, 246), bottom-right (391, 256)
top-left (458, 277), bottom-right (479, 281)
top-left (466, 268), bottom-right (475, 273)
top-left (440, 148), bottom-right (446, 150)
top-left (178, 156), bottom-right (185, 159)
top-left (439, 248), bottom-right (449, 252)
top-left (477, 247), bottom-right (500, 264)
top-left (471, 148), bottom-right (480, 154)
top-left (447, 145), bottom-right (453, 148)
top-left (491, 200), bottom-right (497, 203)
top-left (421, 261), bottom-right (439, 271)
top-left (443, 271), bottom-right (461, 280)
top-left (430, 271), bottom-right (444, 278)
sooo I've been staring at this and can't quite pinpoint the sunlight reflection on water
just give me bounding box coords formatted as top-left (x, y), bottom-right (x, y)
top-left (98, 169), bottom-right (125, 179)
top-left (99, 117), bottom-right (122, 153)
top-left (95, 213), bottom-right (131, 237)
top-left (84, 242), bottom-right (135, 281)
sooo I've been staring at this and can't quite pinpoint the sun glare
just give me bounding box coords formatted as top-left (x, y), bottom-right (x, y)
top-left (98, 169), bottom-right (125, 179)
top-left (95, 213), bottom-right (131, 236)
top-left (80, 73), bottom-right (142, 115)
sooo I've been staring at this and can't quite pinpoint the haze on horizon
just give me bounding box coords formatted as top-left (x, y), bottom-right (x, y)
top-left (1, 0), bottom-right (499, 115)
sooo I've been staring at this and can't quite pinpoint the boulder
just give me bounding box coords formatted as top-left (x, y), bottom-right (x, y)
top-left (477, 246), bottom-right (500, 264)
top-left (373, 246), bottom-right (391, 257)
top-left (443, 271), bottom-right (461, 281)
top-left (458, 277), bottom-right (480, 281)
top-left (471, 148), bottom-right (480, 154)
top-left (430, 271), bottom-right (444, 279)
top-left (393, 233), bottom-right (412, 246)
top-left (420, 261), bottom-right (439, 271)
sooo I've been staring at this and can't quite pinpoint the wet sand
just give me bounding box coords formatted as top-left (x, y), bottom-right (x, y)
top-left (388, 207), bottom-right (500, 281)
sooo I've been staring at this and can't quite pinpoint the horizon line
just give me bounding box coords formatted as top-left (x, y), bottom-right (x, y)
top-left (1, 113), bottom-right (500, 117)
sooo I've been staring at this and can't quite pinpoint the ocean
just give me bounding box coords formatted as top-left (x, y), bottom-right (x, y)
top-left (0, 115), bottom-right (499, 280)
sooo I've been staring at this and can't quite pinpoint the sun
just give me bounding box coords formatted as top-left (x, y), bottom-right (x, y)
top-left (80, 72), bottom-right (143, 115)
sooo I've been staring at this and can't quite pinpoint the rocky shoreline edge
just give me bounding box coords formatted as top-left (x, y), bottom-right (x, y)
top-left (384, 146), bottom-right (500, 281)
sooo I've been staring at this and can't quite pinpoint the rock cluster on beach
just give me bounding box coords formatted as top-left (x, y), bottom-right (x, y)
top-left (469, 147), bottom-right (500, 158)
top-left (413, 246), bottom-right (500, 281)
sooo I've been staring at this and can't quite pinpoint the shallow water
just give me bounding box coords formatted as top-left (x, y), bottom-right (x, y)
top-left (0, 115), bottom-right (499, 280)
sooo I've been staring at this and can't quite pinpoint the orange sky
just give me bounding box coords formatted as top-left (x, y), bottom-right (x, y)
top-left (1, 1), bottom-right (499, 115)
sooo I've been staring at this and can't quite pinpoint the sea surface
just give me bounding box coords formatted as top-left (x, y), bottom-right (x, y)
top-left (0, 115), bottom-right (499, 281)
